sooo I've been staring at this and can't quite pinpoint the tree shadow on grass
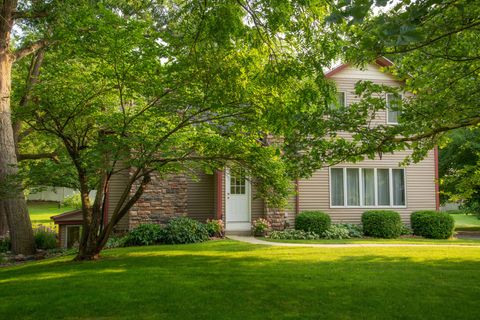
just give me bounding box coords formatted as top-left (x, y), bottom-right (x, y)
top-left (1, 243), bottom-right (480, 319)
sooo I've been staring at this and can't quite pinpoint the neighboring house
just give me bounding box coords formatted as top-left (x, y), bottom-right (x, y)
top-left (52, 57), bottom-right (438, 245)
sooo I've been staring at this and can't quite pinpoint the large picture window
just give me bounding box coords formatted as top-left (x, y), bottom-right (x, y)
top-left (330, 168), bottom-right (406, 208)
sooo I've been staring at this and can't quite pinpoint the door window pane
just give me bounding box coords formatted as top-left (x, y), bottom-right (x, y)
top-left (377, 169), bottom-right (390, 206)
top-left (347, 168), bottom-right (360, 206)
top-left (230, 171), bottom-right (246, 195)
top-left (331, 168), bottom-right (344, 206)
top-left (362, 169), bottom-right (375, 206)
top-left (392, 169), bottom-right (405, 206)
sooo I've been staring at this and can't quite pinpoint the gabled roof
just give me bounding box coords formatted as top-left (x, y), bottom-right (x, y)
top-left (51, 209), bottom-right (83, 223)
top-left (325, 56), bottom-right (394, 78)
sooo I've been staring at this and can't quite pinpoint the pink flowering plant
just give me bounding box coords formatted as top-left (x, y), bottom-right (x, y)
top-left (252, 218), bottom-right (271, 235)
top-left (205, 219), bottom-right (225, 238)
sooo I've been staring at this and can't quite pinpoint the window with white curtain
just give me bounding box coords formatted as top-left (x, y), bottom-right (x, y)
top-left (347, 168), bottom-right (360, 206)
top-left (331, 168), bottom-right (344, 206)
top-left (387, 93), bottom-right (402, 124)
top-left (329, 91), bottom-right (346, 110)
top-left (330, 167), bottom-right (406, 208)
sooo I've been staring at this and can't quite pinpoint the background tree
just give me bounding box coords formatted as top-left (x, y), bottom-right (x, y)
top-left (322, 0), bottom-right (480, 161)
top-left (439, 128), bottom-right (480, 214)
top-left (0, 0), bottom-right (54, 255)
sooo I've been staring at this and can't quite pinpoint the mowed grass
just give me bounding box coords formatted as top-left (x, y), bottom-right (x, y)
top-left (1, 240), bottom-right (480, 319)
top-left (452, 213), bottom-right (480, 231)
top-left (28, 202), bottom-right (76, 228)
top-left (261, 237), bottom-right (480, 245)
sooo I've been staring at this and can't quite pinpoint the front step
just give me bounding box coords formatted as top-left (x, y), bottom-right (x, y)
top-left (225, 230), bottom-right (252, 236)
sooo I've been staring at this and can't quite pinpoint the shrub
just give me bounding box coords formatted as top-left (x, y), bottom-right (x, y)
top-left (104, 235), bottom-right (128, 249)
top-left (160, 217), bottom-right (209, 244)
top-left (62, 193), bottom-right (82, 209)
top-left (125, 223), bottom-right (162, 246)
top-left (251, 218), bottom-right (271, 233)
top-left (361, 210), bottom-right (402, 239)
top-left (411, 210), bottom-right (455, 239)
top-left (0, 236), bottom-right (11, 253)
top-left (33, 225), bottom-right (57, 250)
top-left (322, 224), bottom-right (350, 239)
top-left (205, 219), bottom-right (224, 237)
top-left (401, 224), bottom-right (413, 236)
top-left (340, 223), bottom-right (363, 238)
top-left (269, 229), bottom-right (320, 240)
top-left (295, 211), bottom-right (331, 235)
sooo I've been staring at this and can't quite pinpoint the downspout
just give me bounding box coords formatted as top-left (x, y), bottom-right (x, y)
top-left (295, 178), bottom-right (300, 216)
top-left (434, 146), bottom-right (440, 211)
top-left (216, 170), bottom-right (223, 220)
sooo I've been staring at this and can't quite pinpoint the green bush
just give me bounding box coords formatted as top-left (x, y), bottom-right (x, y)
top-left (125, 223), bottom-right (162, 246)
top-left (205, 219), bottom-right (224, 237)
top-left (33, 225), bottom-right (57, 250)
top-left (361, 210), bottom-right (402, 239)
top-left (105, 235), bottom-right (128, 249)
top-left (295, 211), bottom-right (331, 235)
top-left (411, 210), bottom-right (455, 239)
top-left (269, 229), bottom-right (320, 240)
top-left (0, 236), bottom-right (11, 253)
top-left (340, 223), bottom-right (363, 238)
top-left (322, 224), bottom-right (350, 239)
top-left (160, 217), bottom-right (209, 244)
top-left (62, 193), bottom-right (82, 209)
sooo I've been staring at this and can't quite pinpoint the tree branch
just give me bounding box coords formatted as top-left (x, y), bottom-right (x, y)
top-left (17, 152), bottom-right (59, 162)
top-left (14, 39), bottom-right (49, 61)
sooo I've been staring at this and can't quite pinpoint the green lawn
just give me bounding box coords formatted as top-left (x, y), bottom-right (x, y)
top-left (451, 213), bottom-right (480, 231)
top-left (28, 202), bottom-right (76, 227)
top-left (261, 237), bottom-right (480, 245)
top-left (1, 240), bottom-right (480, 319)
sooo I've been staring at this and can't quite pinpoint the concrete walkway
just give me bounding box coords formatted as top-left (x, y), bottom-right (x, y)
top-left (227, 235), bottom-right (480, 248)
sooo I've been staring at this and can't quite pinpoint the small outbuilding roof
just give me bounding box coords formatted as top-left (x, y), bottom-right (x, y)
top-left (51, 209), bottom-right (83, 225)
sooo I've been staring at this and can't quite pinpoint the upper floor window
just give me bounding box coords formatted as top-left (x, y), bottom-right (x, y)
top-left (329, 91), bottom-right (346, 110)
top-left (386, 93), bottom-right (402, 124)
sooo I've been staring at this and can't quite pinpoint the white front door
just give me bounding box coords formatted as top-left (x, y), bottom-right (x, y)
top-left (225, 169), bottom-right (251, 231)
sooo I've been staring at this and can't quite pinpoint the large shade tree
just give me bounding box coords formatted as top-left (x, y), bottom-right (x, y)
top-left (15, 0), bottom-right (391, 260)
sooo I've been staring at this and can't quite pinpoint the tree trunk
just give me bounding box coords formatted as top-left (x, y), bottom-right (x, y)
top-left (0, 0), bottom-right (36, 255)
top-left (0, 53), bottom-right (35, 254)
top-left (0, 209), bottom-right (8, 236)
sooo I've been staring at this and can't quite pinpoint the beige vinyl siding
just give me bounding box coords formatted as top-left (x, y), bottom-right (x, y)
top-left (59, 225), bottom-right (66, 248)
top-left (298, 150), bottom-right (436, 224)
top-left (251, 183), bottom-right (265, 221)
top-left (330, 63), bottom-right (404, 127)
top-left (298, 62), bottom-right (437, 224)
top-left (107, 167), bottom-right (130, 232)
top-left (187, 172), bottom-right (215, 222)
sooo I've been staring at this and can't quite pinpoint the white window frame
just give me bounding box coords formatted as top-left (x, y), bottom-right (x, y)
top-left (329, 91), bottom-right (347, 110)
top-left (386, 93), bottom-right (403, 125)
top-left (329, 167), bottom-right (407, 209)
top-left (65, 225), bottom-right (82, 248)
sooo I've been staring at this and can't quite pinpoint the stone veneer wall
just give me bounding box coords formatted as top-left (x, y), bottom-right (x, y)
top-left (265, 206), bottom-right (288, 231)
top-left (128, 171), bottom-right (188, 229)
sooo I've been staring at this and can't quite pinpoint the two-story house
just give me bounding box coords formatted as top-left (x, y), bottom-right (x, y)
top-left (52, 57), bottom-right (438, 245)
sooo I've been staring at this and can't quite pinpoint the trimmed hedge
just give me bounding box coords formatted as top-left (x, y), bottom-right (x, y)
top-left (295, 211), bottom-right (331, 235)
top-left (361, 210), bottom-right (402, 239)
top-left (160, 217), bottom-right (209, 244)
top-left (411, 210), bottom-right (455, 239)
top-left (125, 223), bottom-right (163, 246)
